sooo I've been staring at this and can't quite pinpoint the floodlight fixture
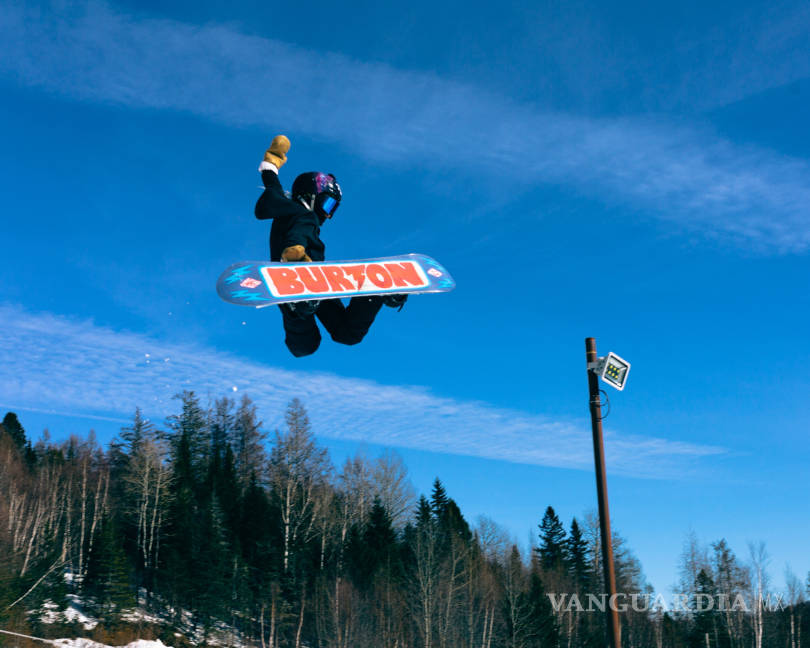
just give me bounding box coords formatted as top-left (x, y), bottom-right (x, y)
top-left (588, 351), bottom-right (631, 391)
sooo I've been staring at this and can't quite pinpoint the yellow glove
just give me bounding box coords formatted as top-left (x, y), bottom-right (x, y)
top-left (264, 135), bottom-right (290, 169)
top-left (281, 245), bottom-right (312, 262)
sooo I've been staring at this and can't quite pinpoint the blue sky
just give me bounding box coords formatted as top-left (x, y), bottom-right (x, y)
top-left (1, 0), bottom-right (809, 596)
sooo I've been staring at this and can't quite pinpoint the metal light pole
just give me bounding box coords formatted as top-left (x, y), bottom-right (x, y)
top-left (585, 337), bottom-right (622, 648)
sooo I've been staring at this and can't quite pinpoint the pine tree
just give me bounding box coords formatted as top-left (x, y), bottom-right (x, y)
top-left (163, 391), bottom-right (209, 612)
top-left (430, 478), bottom-right (449, 518)
top-left (167, 391), bottom-right (210, 486)
top-left (433, 497), bottom-right (472, 567)
top-left (566, 517), bottom-right (591, 590)
top-left (415, 495), bottom-right (433, 530)
top-left (239, 471), bottom-right (280, 637)
top-left (1, 412), bottom-right (26, 450)
top-left (209, 397), bottom-right (234, 461)
top-left (196, 492), bottom-right (233, 628)
top-left (84, 516), bottom-right (135, 621)
top-left (524, 572), bottom-right (559, 647)
top-left (231, 394), bottom-right (267, 493)
top-left (710, 539), bottom-right (748, 648)
top-left (218, 444), bottom-right (241, 536)
top-left (367, 498), bottom-right (397, 559)
top-left (689, 568), bottom-right (718, 648)
top-left (348, 497), bottom-right (398, 590)
top-left (536, 506), bottom-right (567, 572)
top-left (120, 407), bottom-right (150, 458)
top-left (362, 498), bottom-right (403, 647)
top-left (240, 472), bottom-right (276, 567)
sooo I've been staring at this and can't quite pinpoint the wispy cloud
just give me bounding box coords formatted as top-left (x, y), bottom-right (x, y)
top-left (2, 1), bottom-right (809, 252)
top-left (0, 304), bottom-right (724, 479)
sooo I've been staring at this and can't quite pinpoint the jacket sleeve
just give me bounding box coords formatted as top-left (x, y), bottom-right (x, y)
top-left (255, 170), bottom-right (308, 221)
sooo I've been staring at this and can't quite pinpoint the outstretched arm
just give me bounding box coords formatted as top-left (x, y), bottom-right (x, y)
top-left (255, 135), bottom-right (317, 262)
top-left (254, 135), bottom-right (301, 221)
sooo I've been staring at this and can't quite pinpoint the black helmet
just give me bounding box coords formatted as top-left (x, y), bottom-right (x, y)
top-left (291, 172), bottom-right (342, 219)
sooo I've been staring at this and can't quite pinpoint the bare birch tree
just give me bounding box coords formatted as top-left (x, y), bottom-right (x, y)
top-left (678, 530), bottom-right (712, 598)
top-left (411, 497), bottom-right (440, 648)
top-left (785, 565), bottom-right (804, 648)
top-left (748, 541), bottom-right (770, 648)
top-left (502, 545), bottom-right (530, 648)
top-left (372, 450), bottom-right (416, 528)
top-left (267, 399), bottom-right (331, 574)
top-left (124, 434), bottom-right (170, 576)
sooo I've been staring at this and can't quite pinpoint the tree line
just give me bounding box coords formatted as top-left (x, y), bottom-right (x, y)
top-left (0, 396), bottom-right (807, 648)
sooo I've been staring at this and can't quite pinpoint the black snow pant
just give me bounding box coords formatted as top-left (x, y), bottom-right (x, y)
top-left (279, 296), bottom-right (384, 357)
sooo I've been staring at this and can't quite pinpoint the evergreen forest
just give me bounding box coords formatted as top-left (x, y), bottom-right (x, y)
top-left (0, 394), bottom-right (806, 648)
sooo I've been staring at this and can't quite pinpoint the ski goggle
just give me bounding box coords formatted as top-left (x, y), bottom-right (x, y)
top-left (316, 193), bottom-right (340, 218)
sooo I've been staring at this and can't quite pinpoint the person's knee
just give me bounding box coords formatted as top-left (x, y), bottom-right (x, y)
top-left (286, 337), bottom-right (321, 357)
top-left (331, 330), bottom-right (365, 346)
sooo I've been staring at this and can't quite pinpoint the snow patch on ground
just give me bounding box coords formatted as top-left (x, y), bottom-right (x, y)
top-left (54, 640), bottom-right (171, 648)
top-left (119, 609), bottom-right (165, 625)
top-left (36, 598), bottom-right (98, 630)
top-left (62, 605), bottom-right (99, 630)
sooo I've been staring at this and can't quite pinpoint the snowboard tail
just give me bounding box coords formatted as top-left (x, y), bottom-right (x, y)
top-left (217, 254), bottom-right (455, 308)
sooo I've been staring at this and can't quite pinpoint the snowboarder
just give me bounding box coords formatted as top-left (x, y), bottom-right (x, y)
top-left (254, 135), bottom-right (406, 357)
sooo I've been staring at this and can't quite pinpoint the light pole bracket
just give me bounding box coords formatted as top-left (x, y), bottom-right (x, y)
top-left (588, 358), bottom-right (606, 373)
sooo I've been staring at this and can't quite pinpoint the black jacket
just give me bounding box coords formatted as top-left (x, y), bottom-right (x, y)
top-left (254, 170), bottom-right (326, 262)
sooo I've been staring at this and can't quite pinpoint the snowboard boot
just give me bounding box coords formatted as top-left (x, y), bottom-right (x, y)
top-left (287, 299), bottom-right (321, 318)
top-left (382, 294), bottom-right (408, 311)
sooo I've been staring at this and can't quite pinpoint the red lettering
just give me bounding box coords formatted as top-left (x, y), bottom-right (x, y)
top-left (322, 266), bottom-right (354, 292)
top-left (384, 262), bottom-right (424, 288)
top-left (296, 266), bottom-right (328, 293)
top-left (343, 265), bottom-right (367, 290)
top-left (366, 264), bottom-right (393, 289)
top-left (265, 267), bottom-right (305, 296)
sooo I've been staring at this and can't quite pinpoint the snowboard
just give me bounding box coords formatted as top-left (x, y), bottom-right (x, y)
top-left (216, 253), bottom-right (455, 308)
